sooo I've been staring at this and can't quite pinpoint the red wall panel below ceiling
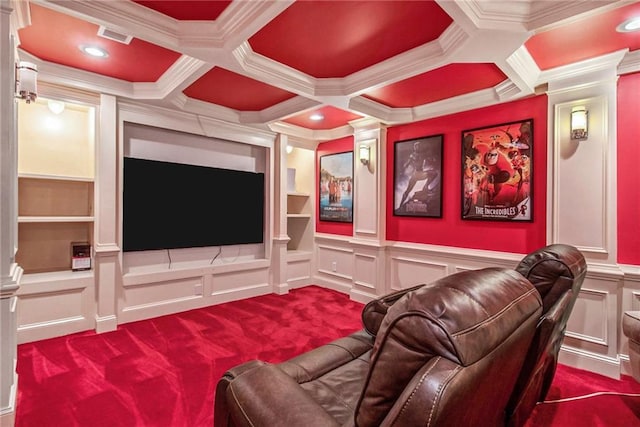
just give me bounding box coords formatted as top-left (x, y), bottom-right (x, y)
top-left (617, 72), bottom-right (640, 266)
top-left (386, 95), bottom-right (548, 255)
top-left (316, 136), bottom-right (354, 236)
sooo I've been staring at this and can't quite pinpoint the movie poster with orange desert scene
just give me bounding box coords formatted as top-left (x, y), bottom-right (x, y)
top-left (462, 119), bottom-right (532, 221)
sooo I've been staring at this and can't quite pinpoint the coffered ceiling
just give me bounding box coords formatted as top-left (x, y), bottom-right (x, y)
top-left (13, 0), bottom-right (640, 139)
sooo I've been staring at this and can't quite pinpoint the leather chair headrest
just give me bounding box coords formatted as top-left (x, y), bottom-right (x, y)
top-left (375, 267), bottom-right (541, 366)
top-left (515, 244), bottom-right (587, 312)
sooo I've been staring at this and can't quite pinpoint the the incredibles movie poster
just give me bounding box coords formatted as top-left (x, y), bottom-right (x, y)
top-left (462, 119), bottom-right (533, 221)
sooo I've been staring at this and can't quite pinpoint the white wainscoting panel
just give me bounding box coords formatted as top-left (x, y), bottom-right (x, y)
top-left (388, 256), bottom-right (448, 292)
top-left (565, 288), bottom-right (609, 348)
top-left (210, 266), bottom-right (271, 303)
top-left (286, 258), bottom-right (312, 288)
top-left (17, 273), bottom-right (95, 343)
top-left (353, 253), bottom-right (377, 290)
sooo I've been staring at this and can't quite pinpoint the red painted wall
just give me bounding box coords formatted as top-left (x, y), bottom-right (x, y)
top-left (316, 136), bottom-right (354, 236)
top-left (617, 73), bottom-right (640, 266)
top-left (386, 95), bottom-right (548, 254)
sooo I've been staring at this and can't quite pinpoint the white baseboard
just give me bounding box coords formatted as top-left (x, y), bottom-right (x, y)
top-left (559, 345), bottom-right (621, 379)
top-left (0, 371), bottom-right (17, 427)
top-left (95, 314), bottom-right (117, 333)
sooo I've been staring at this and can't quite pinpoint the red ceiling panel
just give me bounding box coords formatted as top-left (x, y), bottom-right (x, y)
top-left (18, 4), bottom-right (181, 82)
top-left (183, 67), bottom-right (297, 111)
top-left (249, 0), bottom-right (452, 78)
top-left (363, 63), bottom-right (507, 108)
top-left (132, 1), bottom-right (232, 21)
top-left (282, 106), bottom-right (363, 130)
top-left (526, 2), bottom-right (640, 70)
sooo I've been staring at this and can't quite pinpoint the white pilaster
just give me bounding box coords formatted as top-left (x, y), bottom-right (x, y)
top-left (350, 118), bottom-right (387, 300)
top-left (0, 2), bottom-right (21, 424)
top-left (94, 94), bottom-right (118, 332)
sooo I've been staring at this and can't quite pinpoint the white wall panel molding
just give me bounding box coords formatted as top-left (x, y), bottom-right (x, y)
top-left (388, 255), bottom-right (448, 293)
top-left (552, 96), bottom-right (612, 256)
top-left (565, 289), bottom-right (609, 347)
top-left (547, 51), bottom-right (619, 266)
top-left (16, 273), bottom-right (95, 343)
top-left (387, 241), bottom-right (522, 267)
top-left (353, 253), bottom-right (377, 291)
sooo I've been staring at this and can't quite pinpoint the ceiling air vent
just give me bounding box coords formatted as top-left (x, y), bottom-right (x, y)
top-left (97, 26), bottom-right (133, 45)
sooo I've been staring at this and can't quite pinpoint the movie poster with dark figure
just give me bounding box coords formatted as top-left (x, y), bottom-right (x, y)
top-left (319, 151), bottom-right (353, 222)
top-left (461, 119), bottom-right (533, 221)
top-left (394, 135), bottom-right (443, 217)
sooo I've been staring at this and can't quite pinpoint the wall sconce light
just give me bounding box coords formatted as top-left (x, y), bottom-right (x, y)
top-left (571, 106), bottom-right (588, 140)
top-left (15, 61), bottom-right (38, 103)
top-left (359, 144), bottom-right (370, 165)
top-left (285, 144), bottom-right (293, 154)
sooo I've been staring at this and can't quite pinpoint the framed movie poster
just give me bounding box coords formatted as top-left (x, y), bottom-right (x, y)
top-left (462, 119), bottom-right (533, 221)
top-left (393, 135), bottom-right (443, 217)
top-left (319, 151), bottom-right (353, 222)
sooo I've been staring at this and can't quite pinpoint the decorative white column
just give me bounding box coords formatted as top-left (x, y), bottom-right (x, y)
top-left (94, 94), bottom-right (119, 332)
top-left (270, 134), bottom-right (289, 295)
top-left (350, 118), bottom-right (387, 302)
top-left (0, 2), bottom-right (22, 424)
top-left (546, 51), bottom-right (624, 377)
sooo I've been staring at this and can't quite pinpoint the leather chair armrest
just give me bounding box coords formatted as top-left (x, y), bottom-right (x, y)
top-left (214, 360), bottom-right (266, 427)
top-left (225, 363), bottom-right (341, 427)
top-left (277, 330), bottom-right (373, 382)
top-left (361, 284), bottom-right (425, 336)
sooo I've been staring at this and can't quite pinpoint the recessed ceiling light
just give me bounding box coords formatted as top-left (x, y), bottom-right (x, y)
top-left (617, 17), bottom-right (640, 33)
top-left (79, 45), bottom-right (109, 58)
top-left (310, 113), bottom-right (324, 121)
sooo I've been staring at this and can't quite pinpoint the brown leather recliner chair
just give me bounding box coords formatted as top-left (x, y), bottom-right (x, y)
top-left (505, 244), bottom-right (587, 427)
top-left (214, 268), bottom-right (543, 427)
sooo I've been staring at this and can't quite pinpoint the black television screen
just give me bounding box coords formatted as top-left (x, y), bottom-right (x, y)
top-left (123, 157), bottom-right (265, 252)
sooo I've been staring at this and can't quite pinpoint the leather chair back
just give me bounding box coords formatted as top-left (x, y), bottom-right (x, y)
top-left (355, 268), bottom-right (542, 427)
top-left (506, 244), bottom-right (587, 427)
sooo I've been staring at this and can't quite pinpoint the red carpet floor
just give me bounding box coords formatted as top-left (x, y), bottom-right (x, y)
top-left (14, 285), bottom-right (640, 426)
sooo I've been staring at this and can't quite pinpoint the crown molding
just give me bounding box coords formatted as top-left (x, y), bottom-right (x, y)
top-left (341, 40), bottom-right (449, 96)
top-left (239, 96), bottom-right (320, 124)
top-left (132, 55), bottom-right (210, 99)
top-left (198, 115), bottom-right (275, 147)
top-left (36, 0), bottom-right (180, 52)
top-left (348, 96), bottom-right (413, 125)
top-left (540, 49), bottom-right (628, 92)
top-left (37, 81), bottom-right (100, 106)
top-left (268, 121), bottom-right (352, 141)
top-left (19, 49), bottom-right (134, 97)
top-left (232, 42), bottom-right (317, 97)
top-left (619, 50), bottom-right (640, 76)
top-left (214, 0), bottom-right (293, 49)
top-left (500, 45), bottom-right (540, 95)
top-left (413, 87), bottom-right (500, 122)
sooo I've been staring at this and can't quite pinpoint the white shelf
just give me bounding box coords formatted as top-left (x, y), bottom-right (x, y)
top-left (287, 191), bottom-right (310, 197)
top-left (287, 213), bottom-right (311, 219)
top-left (18, 216), bottom-right (95, 223)
top-left (18, 173), bottom-right (94, 182)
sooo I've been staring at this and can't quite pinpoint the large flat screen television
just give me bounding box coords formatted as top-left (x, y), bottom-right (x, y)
top-left (123, 157), bottom-right (265, 252)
